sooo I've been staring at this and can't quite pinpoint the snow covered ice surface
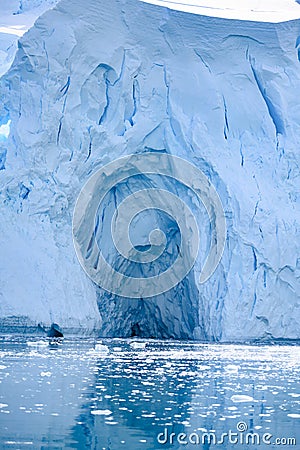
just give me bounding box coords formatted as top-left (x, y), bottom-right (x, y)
top-left (141, 0), bottom-right (300, 23)
top-left (0, 0), bottom-right (59, 77)
top-left (0, 337), bottom-right (299, 449)
top-left (0, 0), bottom-right (299, 340)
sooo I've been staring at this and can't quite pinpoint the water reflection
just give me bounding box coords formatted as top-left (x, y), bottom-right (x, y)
top-left (0, 337), bottom-right (299, 449)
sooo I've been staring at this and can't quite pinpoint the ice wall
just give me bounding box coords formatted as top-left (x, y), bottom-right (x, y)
top-left (0, 0), bottom-right (299, 340)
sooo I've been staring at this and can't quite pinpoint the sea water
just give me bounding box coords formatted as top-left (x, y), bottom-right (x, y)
top-left (0, 337), bottom-right (299, 449)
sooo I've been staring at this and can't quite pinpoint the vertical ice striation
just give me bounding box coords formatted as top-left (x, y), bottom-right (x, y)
top-left (0, 0), bottom-right (299, 340)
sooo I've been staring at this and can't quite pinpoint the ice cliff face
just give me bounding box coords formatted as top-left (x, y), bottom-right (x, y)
top-left (0, 0), bottom-right (299, 340)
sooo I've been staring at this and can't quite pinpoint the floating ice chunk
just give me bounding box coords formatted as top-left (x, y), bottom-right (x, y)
top-left (40, 371), bottom-right (52, 377)
top-left (0, 403), bottom-right (8, 408)
top-left (198, 365), bottom-right (210, 371)
top-left (170, 350), bottom-right (185, 358)
top-left (231, 395), bottom-right (254, 403)
top-left (181, 420), bottom-right (191, 425)
top-left (4, 442), bottom-right (33, 445)
top-left (130, 342), bottom-right (147, 349)
top-left (91, 409), bottom-right (112, 416)
top-left (94, 344), bottom-right (109, 353)
top-left (27, 340), bottom-right (48, 347)
top-left (225, 365), bottom-right (240, 372)
top-left (287, 413), bottom-right (300, 419)
top-left (179, 371), bottom-right (196, 377)
top-left (141, 381), bottom-right (155, 386)
top-left (141, 412), bottom-right (156, 418)
top-left (0, 365), bottom-right (7, 370)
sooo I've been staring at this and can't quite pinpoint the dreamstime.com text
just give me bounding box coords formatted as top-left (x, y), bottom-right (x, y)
top-left (157, 422), bottom-right (296, 446)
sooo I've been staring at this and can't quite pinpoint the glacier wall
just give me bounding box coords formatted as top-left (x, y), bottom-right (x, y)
top-left (0, 0), bottom-right (299, 340)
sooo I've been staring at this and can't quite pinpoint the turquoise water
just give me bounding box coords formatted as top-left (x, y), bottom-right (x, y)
top-left (0, 337), bottom-right (299, 449)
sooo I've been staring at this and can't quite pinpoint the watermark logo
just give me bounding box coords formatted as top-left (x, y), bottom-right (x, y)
top-left (72, 153), bottom-right (226, 298)
top-left (157, 423), bottom-right (297, 446)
